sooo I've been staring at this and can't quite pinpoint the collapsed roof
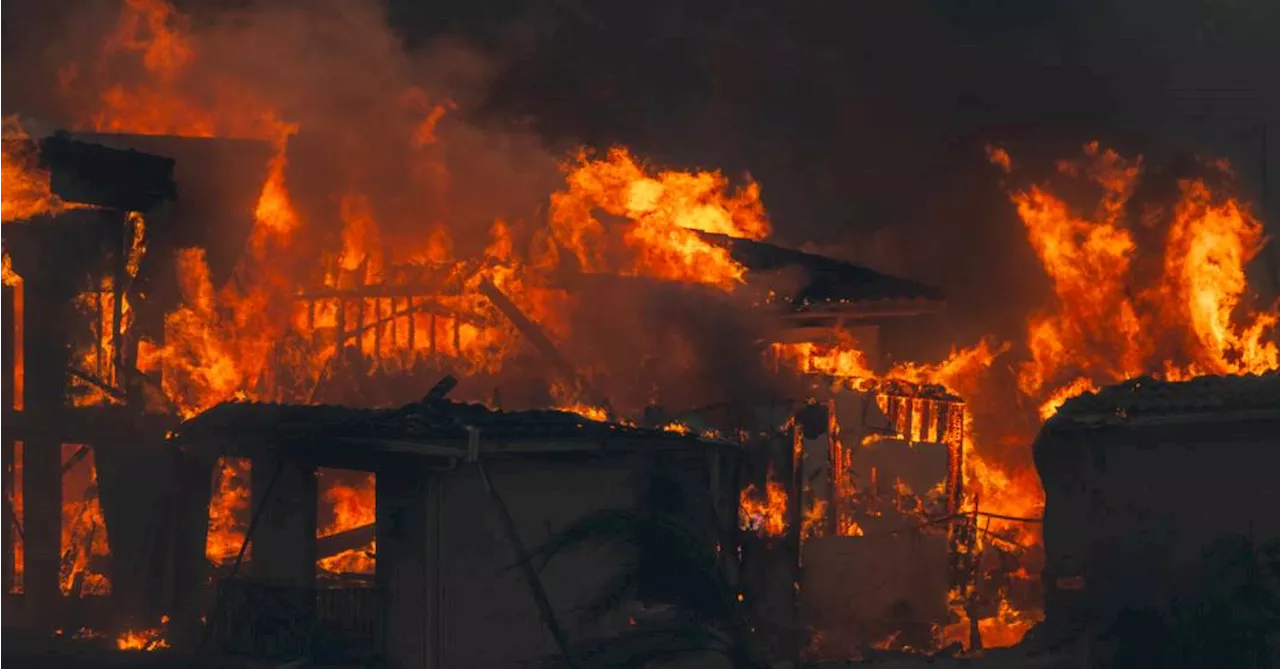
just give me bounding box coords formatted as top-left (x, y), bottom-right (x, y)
top-left (170, 396), bottom-right (733, 465)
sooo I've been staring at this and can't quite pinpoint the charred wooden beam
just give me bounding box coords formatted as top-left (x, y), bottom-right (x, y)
top-left (2, 285), bottom-right (14, 594)
top-left (215, 522), bottom-right (376, 575)
top-left (317, 523), bottom-right (376, 560)
top-left (477, 278), bottom-right (606, 406)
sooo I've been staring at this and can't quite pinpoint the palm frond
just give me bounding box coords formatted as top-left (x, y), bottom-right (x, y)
top-left (545, 621), bottom-right (735, 669)
top-left (577, 567), bottom-right (641, 624)
top-left (518, 508), bottom-right (648, 572)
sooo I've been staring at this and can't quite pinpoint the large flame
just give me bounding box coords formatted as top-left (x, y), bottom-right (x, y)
top-left (550, 147), bottom-right (769, 290)
top-left (765, 141), bottom-right (1278, 650)
top-left (1009, 142), bottom-right (1277, 401)
top-left (60, 445), bottom-right (112, 597)
top-left (30, 0), bottom-right (777, 428)
top-left (316, 470), bottom-right (377, 577)
top-left (1, 116), bottom-right (90, 223)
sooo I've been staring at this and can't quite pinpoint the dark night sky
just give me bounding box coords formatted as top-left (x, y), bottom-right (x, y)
top-left (4, 0), bottom-right (1278, 356)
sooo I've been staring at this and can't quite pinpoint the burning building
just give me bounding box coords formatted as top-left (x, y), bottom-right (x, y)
top-left (3, 0), bottom-right (1280, 665)
top-left (165, 388), bottom-right (742, 667)
top-left (1, 119), bottom-right (958, 661)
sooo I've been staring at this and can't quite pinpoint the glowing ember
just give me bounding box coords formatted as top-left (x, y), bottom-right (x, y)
top-left (660, 421), bottom-right (691, 435)
top-left (116, 615), bottom-right (170, 651)
top-left (557, 404), bottom-right (609, 422)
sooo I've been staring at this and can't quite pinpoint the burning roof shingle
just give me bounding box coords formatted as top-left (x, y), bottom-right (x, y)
top-left (1049, 372), bottom-right (1280, 426)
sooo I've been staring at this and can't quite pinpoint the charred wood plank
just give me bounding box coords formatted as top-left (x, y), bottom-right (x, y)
top-left (316, 523), bottom-right (376, 560)
top-left (217, 522), bottom-right (376, 574)
top-left (477, 278), bottom-right (606, 406)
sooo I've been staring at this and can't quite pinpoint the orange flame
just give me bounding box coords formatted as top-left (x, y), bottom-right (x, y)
top-left (317, 470), bottom-right (376, 576)
top-left (205, 457), bottom-right (251, 564)
top-left (1, 116), bottom-right (90, 222)
top-left (60, 445), bottom-right (112, 597)
top-left (116, 615), bottom-right (170, 651)
top-left (550, 147), bottom-right (769, 290)
top-left (739, 467), bottom-right (789, 537)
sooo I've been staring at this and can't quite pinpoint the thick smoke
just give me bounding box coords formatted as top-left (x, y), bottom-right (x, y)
top-left (3, 0), bottom-right (794, 414)
top-left (468, 0), bottom-right (1280, 360)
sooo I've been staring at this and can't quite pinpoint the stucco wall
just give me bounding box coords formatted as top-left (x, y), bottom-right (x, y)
top-left (438, 455), bottom-right (646, 669)
top-left (1036, 416), bottom-right (1280, 629)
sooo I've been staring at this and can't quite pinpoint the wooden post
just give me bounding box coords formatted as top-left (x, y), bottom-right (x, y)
top-left (1, 456), bottom-right (9, 599)
top-left (377, 457), bottom-right (438, 669)
top-left (407, 297), bottom-right (417, 366)
top-left (336, 298), bottom-right (346, 362)
top-left (2, 284), bottom-right (14, 594)
top-left (169, 448), bottom-right (215, 650)
top-left (248, 451), bottom-right (317, 587)
top-left (22, 277), bottom-right (71, 624)
top-left (23, 434), bottom-right (61, 618)
top-left (789, 424), bottom-right (804, 661)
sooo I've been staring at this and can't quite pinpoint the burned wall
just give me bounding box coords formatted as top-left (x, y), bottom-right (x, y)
top-left (437, 454), bottom-right (646, 669)
top-left (1034, 413), bottom-right (1280, 634)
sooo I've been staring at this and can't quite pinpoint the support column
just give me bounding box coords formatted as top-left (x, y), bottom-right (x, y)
top-left (377, 456), bottom-right (438, 669)
top-left (17, 252), bottom-right (75, 626)
top-left (3, 284), bottom-right (14, 595)
top-left (2, 441), bottom-right (11, 596)
top-left (96, 437), bottom-right (172, 622)
top-left (249, 453), bottom-right (317, 586)
top-left (169, 449), bottom-right (215, 651)
top-left (22, 435), bottom-right (61, 622)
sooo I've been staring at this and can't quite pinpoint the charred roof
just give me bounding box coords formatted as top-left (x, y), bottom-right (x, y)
top-left (1046, 372), bottom-right (1280, 428)
top-left (171, 397), bottom-right (732, 456)
top-left (698, 232), bottom-right (945, 308)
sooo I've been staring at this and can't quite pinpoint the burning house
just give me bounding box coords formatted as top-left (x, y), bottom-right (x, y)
top-left (2, 121), bottom-right (967, 663)
top-left (4, 2), bottom-right (1280, 666)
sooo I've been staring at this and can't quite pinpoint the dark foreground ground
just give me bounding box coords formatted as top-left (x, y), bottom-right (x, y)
top-left (3, 626), bottom-right (1084, 669)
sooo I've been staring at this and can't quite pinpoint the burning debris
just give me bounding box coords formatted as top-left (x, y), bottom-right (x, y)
top-left (116, 615), bottom-right (171, 652)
